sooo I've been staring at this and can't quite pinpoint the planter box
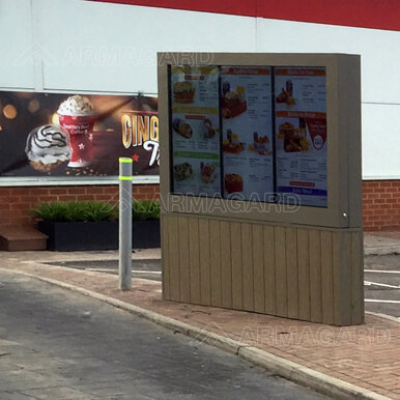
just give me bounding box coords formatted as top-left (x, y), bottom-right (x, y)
top-left (133, 220), bottom-right (160, 249)
top-left (37, 219), bottom-right (160, 251)
top-left (38, 220), bottom-right (119, 251)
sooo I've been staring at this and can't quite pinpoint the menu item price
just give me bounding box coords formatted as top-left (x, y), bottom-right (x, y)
top-left (173, 81), bottom-right (196, 104)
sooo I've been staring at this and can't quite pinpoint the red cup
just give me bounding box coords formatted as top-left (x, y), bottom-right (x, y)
top-left (58, 114), bottom-right (95, 167)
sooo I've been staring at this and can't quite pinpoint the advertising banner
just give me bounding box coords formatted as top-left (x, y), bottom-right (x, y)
top-left (0, 91), bottom-right (159, 178)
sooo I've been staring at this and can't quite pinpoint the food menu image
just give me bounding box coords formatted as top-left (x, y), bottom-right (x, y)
top-left (274, 67), bottom-right (327, 207)
top-left (220, 67), bottom-right (274, 201)
top-left (170, 66), bottom-right (221, 197)
top-left (168, 65), bottom-right (329, 208)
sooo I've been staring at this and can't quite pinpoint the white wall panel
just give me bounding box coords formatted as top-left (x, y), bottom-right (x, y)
top-left (0, 0), bottom-right (34, 89)
top-left (35, 0), bottom-right (257, 94)
top-left (362, 103), bottom-right (400, 179)
top-left (256, 18), bottom-right (400, 105)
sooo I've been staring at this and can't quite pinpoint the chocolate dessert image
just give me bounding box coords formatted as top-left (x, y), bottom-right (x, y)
top-left (25, 124), bottom-right (71, 172)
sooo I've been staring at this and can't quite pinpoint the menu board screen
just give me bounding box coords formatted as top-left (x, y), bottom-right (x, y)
top-left (168, 65), bottom-right (328, 207)
top-left (221, 67), bottom-right (274, 201)
top-left (170, 66), bottom-right (221, 197)
top-left (274, 67), bottom-right (327, 207)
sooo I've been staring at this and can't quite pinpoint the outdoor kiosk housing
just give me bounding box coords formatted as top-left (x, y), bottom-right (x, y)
top-left (158, 53), bottom-right (363, 326)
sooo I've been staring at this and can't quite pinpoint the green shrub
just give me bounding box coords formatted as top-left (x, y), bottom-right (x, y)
top-left (132, 199), bottom-right (160, 221)
top-left (31, 199), bottom-right (160, 222)
top-left (31, 201), bottom-right (118, 222)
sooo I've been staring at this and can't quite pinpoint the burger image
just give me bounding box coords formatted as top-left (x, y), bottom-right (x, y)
top-left (173, 81), bottom-right (195, 104)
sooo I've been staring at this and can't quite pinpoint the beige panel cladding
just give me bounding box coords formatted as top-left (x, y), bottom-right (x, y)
top-left (162, 213), bottom-right (364, 326)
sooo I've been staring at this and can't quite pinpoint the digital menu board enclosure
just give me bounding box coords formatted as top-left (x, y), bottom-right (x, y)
top-left (159, 53), bottom-right (362, 326)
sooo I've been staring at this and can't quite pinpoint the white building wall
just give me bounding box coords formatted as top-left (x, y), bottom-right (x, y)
top-left (1, 0), bottom-right (399, 179)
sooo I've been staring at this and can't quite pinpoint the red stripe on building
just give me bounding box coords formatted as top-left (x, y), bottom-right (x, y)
top-left (88, 0), bottom-right (400, 32)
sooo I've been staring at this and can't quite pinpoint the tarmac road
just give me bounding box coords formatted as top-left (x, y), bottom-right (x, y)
top-left (0, 270), bottom-right (327, 400)
top-left (364, 254), bottom-right (400, 318)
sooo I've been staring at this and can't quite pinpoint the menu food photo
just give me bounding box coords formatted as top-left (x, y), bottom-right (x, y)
top-left (168, 65), bottom-right (328, 208)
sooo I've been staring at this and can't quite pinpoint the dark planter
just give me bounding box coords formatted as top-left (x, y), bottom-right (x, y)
top-left (133, 219), bottom-right (160, 249)
top-left (38, 220), bottom-right (119, 251)
top-left (37, 219), bottom-right (160, 251)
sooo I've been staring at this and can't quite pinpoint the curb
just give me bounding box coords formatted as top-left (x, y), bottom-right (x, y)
top-left (0, 267), bottom-right (391, 400)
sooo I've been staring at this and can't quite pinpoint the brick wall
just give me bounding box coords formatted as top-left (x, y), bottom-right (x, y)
top-left (362, 180), bottom-right (400, 231)
top-left (0, 181), bottom-right (399, 231)
top-left (0, 184), bottom-right (160, 228)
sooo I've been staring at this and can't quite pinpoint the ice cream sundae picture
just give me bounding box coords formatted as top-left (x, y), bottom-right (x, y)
top-left (25, 124), bottom-right (71, 172)
top-left (57, 95), bottom-right (96, 167)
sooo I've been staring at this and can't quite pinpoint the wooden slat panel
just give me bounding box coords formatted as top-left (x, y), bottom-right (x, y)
top-left (220, 221), bottom-right (232, 308)
top-left (321, 231), bottom-right (334, 324)
top-left (253, 224), bottom-right (265, 313)
top-left (241, 223), bottom-right (254, 311)
top-left (275, 226), bottom-right (287, 317)
top-left (309, 230), bottom-right (322, 323)
top-left (168, 215), bottom-right (180, 301)
top-left (297, 229), bottom-right (311, 321)
top-left (231, 222), bottom-right (243, 310)
top-left (209, 220), bottom-right (222, 307)
top-left (286, 227), bottom-right (299, 319)
top-left (161, 215), bottom-right (170, 299)
top-left (332, 231), bottom-right (352, 326)
top-left (199, 218), bottom-right (211, 305)
top-left (177, 216), bottom-right (190, 303)
top-left (263, 225), bottom-right (276, 315)
top-left (351, 230), bottom-right (364, 324)
top-left (188, 217), bottom-right (201, 304)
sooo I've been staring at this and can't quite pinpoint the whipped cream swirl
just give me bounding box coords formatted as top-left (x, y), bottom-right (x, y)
top-left (25, 124), bottom-right (71, 164)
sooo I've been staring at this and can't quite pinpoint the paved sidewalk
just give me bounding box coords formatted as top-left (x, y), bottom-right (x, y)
top-left (0, 233), bottom-right (399, 399)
